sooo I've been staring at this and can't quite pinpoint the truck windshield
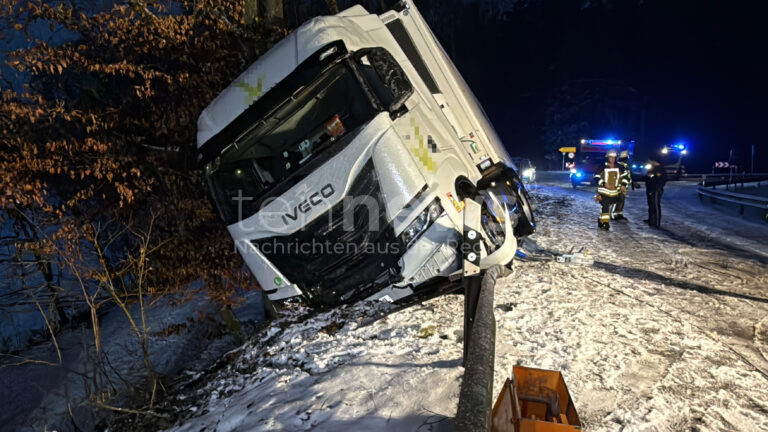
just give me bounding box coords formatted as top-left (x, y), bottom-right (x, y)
top-left (203, 61), bottom-right (378, 224)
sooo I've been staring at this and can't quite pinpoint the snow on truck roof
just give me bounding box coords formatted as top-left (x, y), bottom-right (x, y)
top-left (196, 5), bottom-right (384, 148)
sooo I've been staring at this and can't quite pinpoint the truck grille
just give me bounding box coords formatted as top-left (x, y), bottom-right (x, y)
top-left (252, 161), bottom-right (402, 306)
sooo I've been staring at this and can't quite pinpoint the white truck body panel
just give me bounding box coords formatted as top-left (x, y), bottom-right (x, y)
top-left (197, 1), bottom-right (525, 304)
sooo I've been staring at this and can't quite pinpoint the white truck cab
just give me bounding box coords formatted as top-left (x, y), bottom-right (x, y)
top-left (197, 1), bottom-right (535, 306)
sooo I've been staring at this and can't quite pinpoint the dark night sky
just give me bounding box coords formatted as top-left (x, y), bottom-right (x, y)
top-left (4, 0), bottom-right (767, 172)
top-left (415, 0), bottom-right (768, 172)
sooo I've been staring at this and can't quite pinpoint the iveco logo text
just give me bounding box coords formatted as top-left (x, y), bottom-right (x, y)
top-left (281, 184), bottom-right (335, 225)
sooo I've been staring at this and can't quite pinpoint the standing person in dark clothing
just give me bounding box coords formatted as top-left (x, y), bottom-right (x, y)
top-left (594, 150), bottom-right (629, 230)
top-left (644, 158), bottom-right (667, 228)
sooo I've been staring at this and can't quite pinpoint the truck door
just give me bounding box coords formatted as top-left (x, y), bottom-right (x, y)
top-left (382, 13), bottom-right (493, 171)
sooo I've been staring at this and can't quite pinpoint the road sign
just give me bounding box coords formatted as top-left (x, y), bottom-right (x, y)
top-left (559, 147), bottom-right (576, 153)
top-left (714, 161), bottom-right (730, 168)
top-left (568, 152), bottom-right (575, 159)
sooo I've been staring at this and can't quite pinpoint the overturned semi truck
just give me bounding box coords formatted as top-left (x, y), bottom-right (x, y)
top-left (197, 1), bottom-right (535, 307)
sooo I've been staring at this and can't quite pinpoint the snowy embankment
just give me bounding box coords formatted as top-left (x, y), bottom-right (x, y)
top-left (150, 299), bottom-right (466, 431)
top-left (151, 184), bottom-right (768, 432)
top-left (0, 291), bottom-right (261, 432)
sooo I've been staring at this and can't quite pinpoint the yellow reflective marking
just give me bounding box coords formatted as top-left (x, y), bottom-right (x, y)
top-left (408, 117), bottom-right (437, 172)
top-left (234, 74), bottom-right (265, 105)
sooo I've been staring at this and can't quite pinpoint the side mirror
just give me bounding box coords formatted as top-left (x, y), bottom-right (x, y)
top-left (354, 48), bottom-right (413, 116)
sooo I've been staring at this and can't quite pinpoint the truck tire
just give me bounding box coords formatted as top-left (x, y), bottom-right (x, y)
top-left (475, 164), bottom-right (536, 239)
top-left (507, 177), bottom-right (536, 238)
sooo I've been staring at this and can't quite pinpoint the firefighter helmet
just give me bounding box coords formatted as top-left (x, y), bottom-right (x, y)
top-left (605, 150), bottom-right (618, 158)
top-left (619, 150), bottom-right (630, 160)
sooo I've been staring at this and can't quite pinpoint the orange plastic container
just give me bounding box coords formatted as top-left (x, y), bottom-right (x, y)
top-left (492, 366), bottom-right (581, 432)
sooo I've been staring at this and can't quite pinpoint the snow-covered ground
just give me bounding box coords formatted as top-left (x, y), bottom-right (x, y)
top-left (497, 182), bottom-right (768, 431)
top-left (127, 181), bottom-right (768, 431)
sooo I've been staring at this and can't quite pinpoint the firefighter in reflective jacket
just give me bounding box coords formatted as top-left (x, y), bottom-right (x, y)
top-left (613, 150), bottom-right (632, 220)
top-left (594, 150), bottom-right (629, 230)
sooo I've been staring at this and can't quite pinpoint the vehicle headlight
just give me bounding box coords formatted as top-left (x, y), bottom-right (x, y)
top-left (644, 164), bottom-right (652, 170)
top-left (522, 168), bottom-right (534, 178)
top-left (570, 168), bottom-right (577, 174)
top-left (400, 199), bottom-right (443, 247)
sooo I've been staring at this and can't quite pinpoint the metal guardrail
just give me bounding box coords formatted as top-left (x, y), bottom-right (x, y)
top-left (697, 186), bottom-right (768, 221)
top-left (456, 265), bottom-right (501, 432)
top-left (696, 173), bottom-right (768, 188)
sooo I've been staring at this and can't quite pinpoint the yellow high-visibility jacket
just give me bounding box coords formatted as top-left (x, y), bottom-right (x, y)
top-left (594, 163), bottom-right (629, 197)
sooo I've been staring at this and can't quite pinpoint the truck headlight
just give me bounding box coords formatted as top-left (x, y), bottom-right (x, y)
top-left (400, 200), bottom-right (443, 247)
top-left (522, 168), bottom-right (534, 178)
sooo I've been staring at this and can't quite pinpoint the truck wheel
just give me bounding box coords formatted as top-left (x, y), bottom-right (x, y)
top-left (474, 165), bottom-right (536, 239)
top-left (507, 178), bottom-right (536, 238)
top-left (456, 177), bottom-right (515, 254)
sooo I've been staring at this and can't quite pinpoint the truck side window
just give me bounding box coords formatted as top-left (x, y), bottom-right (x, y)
top-left (355, 48), bottom-right (413, 115)
top-left (385, 19), bottom-right (441, 94)
top-left (356, 54), bottom-right (395, 107)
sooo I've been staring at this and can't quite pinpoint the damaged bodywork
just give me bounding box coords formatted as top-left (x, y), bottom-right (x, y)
top-left (197, 1), bottom-right (535, 306)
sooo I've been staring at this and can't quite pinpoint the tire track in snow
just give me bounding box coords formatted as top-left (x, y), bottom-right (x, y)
top-left (581, 272), bottom-right (768, 381)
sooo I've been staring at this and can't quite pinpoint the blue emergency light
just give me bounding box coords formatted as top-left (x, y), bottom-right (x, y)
top-left (582, 139), bottom-right (622, 146)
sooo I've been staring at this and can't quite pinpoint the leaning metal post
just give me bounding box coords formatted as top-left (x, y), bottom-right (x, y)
top-left (455, 198), bottom-right (501, 432)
